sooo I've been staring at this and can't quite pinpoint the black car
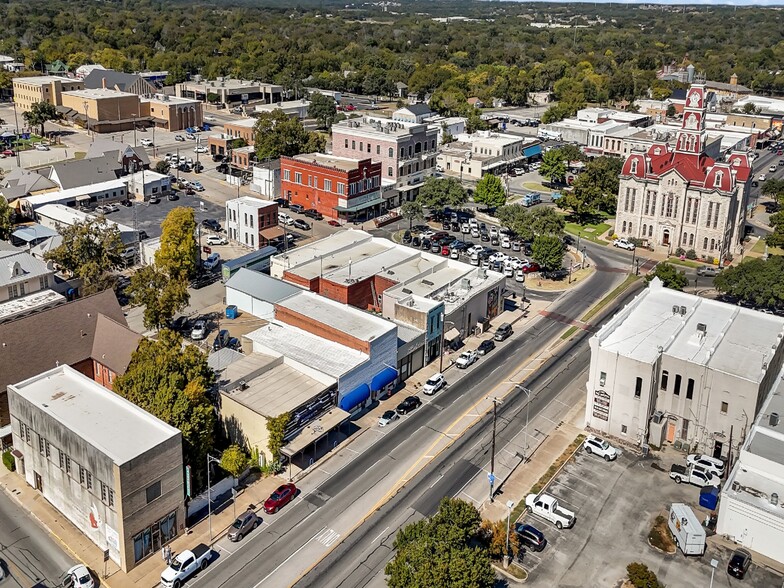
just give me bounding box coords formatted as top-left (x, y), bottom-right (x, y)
top-left (514, 523), bottom-right (547, 552)
top-left (202, 218), bottom-right (221, 232)
top-left (227, 337), bottom-right (242, 351)
top-left (213, 329), bottom-right (231, 351)
top-left (167, 192), bottom-right (179, 201)
top-left (274, 198), bottom-right (289, 208)
top-left (411, 236), bottom-right (421, 248)
top-left (293, 219), bottom-right (311, 231)
top-left (304, 208), bottom-right (324, 220)
top-left (477, 339), bottom-right (496, 355)
top-left (169, 315), bottom-right (189, 333)
top-left (402, 230), bottom-right (412, 244)
top-left (191, 272), bottom-right (219, 289)
top-left (212, 153), bottom-right (223, 162)
top-left (396, 396), bottom-right (422, 415)
top-left (727, 548), bottom-right (752, 579)
top-left (290, 203), bottom-right (305, 214)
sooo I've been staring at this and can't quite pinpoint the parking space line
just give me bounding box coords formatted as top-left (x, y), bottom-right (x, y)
top-left (548, 479), bottom-right (593, 501)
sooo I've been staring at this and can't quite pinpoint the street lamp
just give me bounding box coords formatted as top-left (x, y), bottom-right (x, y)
top-left (709, 558), bottom-right (718, 588)
top-left (488, 396), bottom-right (501, 502)
top-left (206, 453), bottom-right (221, 541)
top-left (505, 499), bottom-right (515, 569)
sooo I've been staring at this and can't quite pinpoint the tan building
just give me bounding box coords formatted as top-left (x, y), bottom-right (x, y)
top-left (140, 94), bottom-right (202, 132)
top-left (60, 88), bottom-right (140, 134)
top-left (13, 76), bottom-right (84, 112)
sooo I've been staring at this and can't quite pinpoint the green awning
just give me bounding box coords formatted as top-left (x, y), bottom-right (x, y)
top-left (334, 195), bottom-right (384, 213)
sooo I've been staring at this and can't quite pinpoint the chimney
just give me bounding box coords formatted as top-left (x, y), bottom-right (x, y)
top-left (102, 77), bottom-right (106, 89)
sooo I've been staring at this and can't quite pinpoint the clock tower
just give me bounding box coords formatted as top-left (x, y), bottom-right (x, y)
top-left (674, 84), bottom-right (707, 163)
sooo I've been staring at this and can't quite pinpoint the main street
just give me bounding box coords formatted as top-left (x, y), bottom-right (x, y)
top-left (190, 243), bottom-right (646, 588)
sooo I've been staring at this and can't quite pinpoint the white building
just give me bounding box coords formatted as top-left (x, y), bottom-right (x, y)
top-left (585, 279), bottom-right (784, 460)
top-left (20, 179), bottom-right (128, 216)
top-left (253, 99), bottom-right (310, 119)
top-left (436, 131), bottom-right (530, 180)
top-left (424, 115), bottom-right (466, 145)
top-left (251, 160), bottom-right (281, 198)
top-left (225, 196), bottom-right (279, 250)
top-left (127, 170), bottom-right (171, 201)
top-left (0, 249), bottom-right (58, 321)
top-left (718, 377), bottom-right (784, 565)
top-left (35, 204), bottom-right (139, 247)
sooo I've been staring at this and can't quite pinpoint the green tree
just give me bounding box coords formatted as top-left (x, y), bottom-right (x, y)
top-left (474, 174), bottom-right (506, 209)
top-left (497, 204), bottom-right (533, 241)
top-left (266, 413), bottom-right (291, 463)
top-left (386, 498), bottom-right (493, 588)
top-left (22, 101), bottom-right (60, 136)
top-left (646, 262), bottom-right (689, 290)
top-left (558, 156), bottom-right (623, 221)
top-left (308, 92), bottom-right (337, 129)
top-left (767, 211), bottom-right (784, 247)
top-left (539, 149), bottom-right (567, 185)
top-left (220, 444), bottom-right (249, 478)
top-left (155, 207), bottom-right (198, 280)
top-left (531, 234), bottom-right (565, 272)
top-left (666, 104), bottom-right (677, 118)
top-left (0, 196), bottom-right (13, 241)
top-left (45, 217), bottom-right (124, 295)
top-left (762, 178), bottom-right (784, 203)
top-left (127, 265), bottom-right (189, 330)
top-left (416, 177), bottom-right (467, 212)
top-left (401, 200), bottom-right (423, 229)
top-left (529, 207), bottom-right (565, 236)
top-left (714, 256), bottom-right (784, 307)
top-left (154, 160), bottom-right (171, 175)
top-left (253, 110), bottom-right (323, 159)
top-left (557, 144), bottom-right (585, 163)
top-left (113, 330), bottom-right (216, 488)
top-left (626, 562), bottom-right (664, 588)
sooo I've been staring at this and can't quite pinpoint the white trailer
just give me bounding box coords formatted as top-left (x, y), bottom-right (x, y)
top-left (668, 503), bottom-right (706, 556)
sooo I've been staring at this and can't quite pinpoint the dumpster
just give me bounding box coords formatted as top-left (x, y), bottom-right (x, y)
top-left (225, 305), bottom-right (238, 320)
top-left (699, 486), bottom-right (719, 511)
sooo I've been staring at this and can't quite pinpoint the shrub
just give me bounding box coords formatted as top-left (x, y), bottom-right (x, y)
top-left (685, 249), bottom-right (698, 260)
top-left (626, 562), bottom-right (664, 588)
top-left (2, 450), bottom-right (15, 472)
top-left (674, 247), bottom-right (686, 257)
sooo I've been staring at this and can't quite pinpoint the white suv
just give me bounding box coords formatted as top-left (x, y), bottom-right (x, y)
top-left (613, 238), bottom-right (636, 251)
top-left (686, 454), bottom-right (725, 477)
top-left (584, 434), bottom-right (619, 461)
top-left (422, 372), bottom-right (446, 395)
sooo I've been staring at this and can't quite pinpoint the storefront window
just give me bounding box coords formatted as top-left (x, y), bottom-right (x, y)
top-left (133, 511), bottom-right (178, 563)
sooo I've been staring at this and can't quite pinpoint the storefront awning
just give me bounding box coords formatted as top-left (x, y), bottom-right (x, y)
top-left (76, 194), bottom-right (91, 202)
top-left (280, 408), bottom-right (351, 457)
top-left (260, 226), bottom-right (285, 240)
top-left (334, 195), bottom-right (384, 213)
top-left (445, 328), bottom-right (461, 341)
top-left (339, 383), bottom-right (370, 411)
top-left (371, 367), bottom-right (398, 392)
top-left (524, 145), bottom-right (542, 158)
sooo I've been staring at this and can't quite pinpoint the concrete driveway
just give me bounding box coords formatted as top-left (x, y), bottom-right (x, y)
top-left (518, 446), bottom-right (782, 588)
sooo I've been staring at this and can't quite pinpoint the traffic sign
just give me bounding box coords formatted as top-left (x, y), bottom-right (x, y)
top-left (488, 473), bottom-right (496, 485)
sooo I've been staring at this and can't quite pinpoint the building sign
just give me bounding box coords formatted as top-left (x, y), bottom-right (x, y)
top-left (592, 389), bottom-right (610, 421)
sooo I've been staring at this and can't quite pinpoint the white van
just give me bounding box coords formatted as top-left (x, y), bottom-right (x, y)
top-left (668, 503), bottom-right (706, 556)
top-left (278, 212), bottom-right (294, 226)
top-left (538, 128), bottom-right (562, 141)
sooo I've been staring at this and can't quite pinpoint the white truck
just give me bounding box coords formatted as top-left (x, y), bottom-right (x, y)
top-left (668, 503), bottom-right (706, 556)
top-left (160, 544), bottom-right (213, 588)
top-left (669, 464), bottom-right (721, 488)
top-left (525, 493), bottom-right (576, 529)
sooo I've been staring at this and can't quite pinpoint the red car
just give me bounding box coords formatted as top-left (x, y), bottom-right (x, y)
top-left (1, 149), bottom-right (14, 157)
top-left (441, 246), bottom-right (450, 256)
top-left (263, 483), bottom-right (297, 514)
top-left (522, 262), bottom-right (541, 273)
top-left (328, 220), bottom-right (341, 227)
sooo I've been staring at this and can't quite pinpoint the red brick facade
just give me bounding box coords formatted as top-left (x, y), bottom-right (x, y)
top-left (274, 305), bottom-right (370, 354)
top-left (280, 156), bottom-right (382, 220)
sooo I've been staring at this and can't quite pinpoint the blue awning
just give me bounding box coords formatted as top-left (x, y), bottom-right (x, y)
top-left (371, 367), bottom-right (398, 391)
top-left (339, 383), bottom-right (370, 411)
top-left (524, 145), bottom-right (542, 158)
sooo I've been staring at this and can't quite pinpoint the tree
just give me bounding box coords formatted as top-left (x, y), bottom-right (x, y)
top-left (23, 101), bottom-right (60, 136)
top-left (386, 498), bottom-right (493, 588)
top-left (626, 562), bottom-right (664, 588)
top-left (714, 256), bottom-right (784, 308)
top-left (529, 207), bottom-right (565, 236)
top-left (480, 519), bottom-right (520, 561)
top-left (45, 217), bottom-right (125, 295)
top-left (113, 330), bottom-right (216, 488)
top-left (762, 178), bottom-right (784, 203)
top-left (220, 444), bottom-right (249, 478)
top-left (401, 200), bottom-right (423, 229)
top-left (154, 160), bottom-right (171, 175)
top-left (266, 413), bottom-right (290, 464)
top-left (646, 262), bottom-right (689, 290)
top-left (742, 102), bottom-right (761, 115)
top-left (557, 156), bottom-right (623, 221)
top-left (155, 207), bottom-right (198, 280)
top-left (497, 205), bottom-right (533, 241)
top-left (0, 196), bottom-right (13, 241)
top-left (417, 177), bottom-right (467, 212)
top-left (557, 143), bottom-right (585, 164)
top-left (531, 234), bottom-right (565, 272)
top-left (474, 174), bottom-right (506, 209)
top-left (253, 110), bottom-right (323, 159)
top-left (666, 104), bottom-right (677, 118)
top-left (539, 149), bottom-right (567, 185)
top-left (127, 265), bottom-right (189, 330)
top-left (308, 92), bottom-right (337, 129)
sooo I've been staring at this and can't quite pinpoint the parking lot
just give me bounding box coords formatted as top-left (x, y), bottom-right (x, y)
top-left (518, 445), bottom-right (783, 588)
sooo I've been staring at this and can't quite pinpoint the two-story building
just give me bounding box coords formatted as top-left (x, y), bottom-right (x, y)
top-left (225, 196), bottom-right (280, 249)
top-left (12, 76), bottom-right (84, 112)
top-left (437, 131), bottom-right (530, 180)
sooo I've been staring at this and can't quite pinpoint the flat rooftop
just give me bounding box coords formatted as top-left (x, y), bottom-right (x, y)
top-left (274, 229), bottom-right (376, 278)
top-left (246, 321), bottom-right (368, 378)
top-left (377, 253), bottom-right (444, 283)
top-left (222, 353), bottom-right (333, 416)
top-left (141, 94), bottom-right (199, 106)
top-left (278, 291), bottom-right (395, 342)
top-left (62, 88), bottom-right (137, 99)
top-left (320, 246), bottom-right (414, 285)
top-left (10, 365), bottom-right (179, 465)
top-left (36, 204), bottom-right (135, 234)
top-left (332, 116), bottom-right (431, 139)
top-left (292, 153), bottom-right (365, 172)
top-left (226, 118), bottom-right (257, 129)
top-left (13, 76), bottom-right (75, 86)
top-left (597, 279), bottom-right (784, 381)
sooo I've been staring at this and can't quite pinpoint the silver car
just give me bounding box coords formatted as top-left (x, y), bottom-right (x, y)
top-left (228, 510), bottom-right (260, 541)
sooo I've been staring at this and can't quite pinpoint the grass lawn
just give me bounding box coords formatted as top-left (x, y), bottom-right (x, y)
top-left (751, 237), bottom-right (784, 256)
top-left (522, 181), bottom-right (550, 192)
top-left (666, 257), bottom-right (702, 269)
top-left (564, 221), bottom-right (613, 245)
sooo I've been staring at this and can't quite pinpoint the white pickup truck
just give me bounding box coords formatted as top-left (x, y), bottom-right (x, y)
top-left (525, 493), bottom-right (576, 529)
top-left (669, 464), bottom-right (721, 488)
top-left (160, 544), bottom-right (213, 588)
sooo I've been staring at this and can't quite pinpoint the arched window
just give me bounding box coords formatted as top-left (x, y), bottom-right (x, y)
top-left (710, 239), bottom-right (715, 251)
top-left (682, 232), bottom-right (687, 245)
top-left (352, 141), bottom-right (356, 150)
top-left (689, 233), bottom-right (694, 246)
top-left (622, 221), bottom-right (627, 233)
top-left (703, 237), bottom-right (709, 250)
top-left (648, 225), bottom-right (653, 237)
top-left (344, 139), bottom-right (348, 148)
top-left (642, 224), bottom-right (647, 236)
top-left (389, 147), bottom-right (393, 157)
top-left (388, 166), bottom-right (393, 177)
top-left (630, 159), bottom-right (638, 174)
top-left (629, 223), bottom-right (633, 234)
top-left (714, 172), bottom-right (723, 188)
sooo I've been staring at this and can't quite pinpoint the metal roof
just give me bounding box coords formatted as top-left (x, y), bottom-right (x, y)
top-left (225, 267), bottom-right (302, 302)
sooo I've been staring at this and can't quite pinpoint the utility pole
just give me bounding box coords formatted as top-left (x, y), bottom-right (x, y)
top-left (489, 397), bottom-right (499, 502)
top-left (438, 312), bottom-right (446, 373)
top-left (206, 454), bottom-right (220, 541)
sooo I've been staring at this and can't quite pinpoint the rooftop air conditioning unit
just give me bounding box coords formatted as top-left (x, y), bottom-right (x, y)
top-left (771, 412), bottom-right (780, 427)
top-left (697, 323), bottom-right (707, 334)
top-left (672, 305), bottom-right (680, 314)
top-left (651, 410), bottom-right (664, 424)
top-left (680, 306), bottom-right (687, 315)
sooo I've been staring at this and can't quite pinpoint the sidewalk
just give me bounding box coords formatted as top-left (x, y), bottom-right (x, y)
top-left (0, 465), bottom-right (281, 588)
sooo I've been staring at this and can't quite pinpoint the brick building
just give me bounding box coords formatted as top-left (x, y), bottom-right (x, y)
top-left (225, 196), bottom-right (281, 249)
top-left (12, 76), bottom-right (84, 112)
top-left (280, 153), bottom-right (382, 221)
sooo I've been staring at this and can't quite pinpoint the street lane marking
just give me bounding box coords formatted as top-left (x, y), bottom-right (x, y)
top-left (371, 526), bottom-right (390, 545)
top-left (316, 528), bottom-right (341, 547)
top-left (253, 526), bottom-right (326, 587)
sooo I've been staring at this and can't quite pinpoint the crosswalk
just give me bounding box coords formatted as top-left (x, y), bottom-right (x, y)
top-left (316, 528), bottom-right (341, 547)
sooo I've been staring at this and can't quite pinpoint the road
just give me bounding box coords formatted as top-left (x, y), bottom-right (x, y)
top-left (0, 487), bottom-right (75, 587)
top-left (189, 241), bottom-right (644, 588)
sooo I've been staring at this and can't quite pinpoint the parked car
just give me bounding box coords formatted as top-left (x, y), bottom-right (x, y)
top-left (167, 192), bottom-right (179, 201)
top-left (514, 523), bottom-right (547, 552)
top-left (583, 434), bottom-right (618, 461)
top-left (263, 483), bottom-right (297, 514)
top-left (328, 220), bottom-right (341, 227)
top-left (190, 181), bottom-right (204, 191)
top-left (194, 146), bottom-right (208, 153)
top-left (455, 350), bottom-right (478, 369)
top-left (669, 463), bottom-right (721, 487)
top-left (170, 316), bottom-right (190, 333)
top-left (422, 372), bottom-right (446, 395)
top-left (613, 238), bottom-right (636, 250)
top-left (525, 493), bottom-right (576, 529)
top-left (396, 395), bottom-right (422, 415)
top-left (202, 218), bottom-right (222, 232)
top-left (727, 548), bottom-right (752, 579)
top-left (494, 323), bottom-right (513, 342)
top-left (140, 139), bottom-right (154, 147)
top-left (65, 564), bottom-right (95, 588)
top-left (696, 265), bottom-right (721, 277)
top-left (160, 544), bottom-right (212, 588)
top-left (149, 194), bottom-right (161, 204)
top-left (212, 329), bottom-right (231, 351)
top-left (185, 132), bottom-right (197, 140)
top-left (96, 204), bottom-right (119, 214)
top-left (190, 273), bottom-right (218, 289)
top-left (477, 339), bottom-right (496, 355)
top-left (289, 203), bottom-right (305, 214)
top-left (686, 454), bottom-right (725, 477)
top-left (34, 143), bottom-right (50, 151)
top-left (206, 234), bottom-right (228, 246)
top-left (203, 252), bottom-right (221, 270)
top-left (303, 208), bottom-right (323, 220)
top-left (190, 319), bottom-right (208, 340)
top-left (174, 135), bottom-right (185, 142)
top-left (293, 219), bottom-right (311, 231)
top-left (378, 410), bottom-right (399, 427)
top-left (227, 510), bottom-right (260, 542)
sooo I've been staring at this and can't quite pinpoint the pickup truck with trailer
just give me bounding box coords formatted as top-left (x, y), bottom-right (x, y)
top-left (669, 464), bottom-right (721, 488)
top-left (525, 493), bottom-right (576, 529)
top-left (160, 544), bottom-right (213, 588)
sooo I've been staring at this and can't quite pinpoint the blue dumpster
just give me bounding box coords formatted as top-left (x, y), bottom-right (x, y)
top-left (699, 485), bottom-right (719, 511)
top-left (225, 305), bottom-right (238, 319)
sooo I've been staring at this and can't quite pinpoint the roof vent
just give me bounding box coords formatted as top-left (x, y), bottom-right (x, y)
top-left (239, 380), bottom-right (248, 390)
top-left (680, 306), bottom-right (687, 315)
top-left (771, 412), bottom-right (780, 427)
top-left (402, 288), bottom-right (412, 294)
top-left (772, 492), bottom-right (779, 506)
top-left (697, 323), bottom-right (707, 334)
top-left (672, 305), bottom-right (680, 314)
